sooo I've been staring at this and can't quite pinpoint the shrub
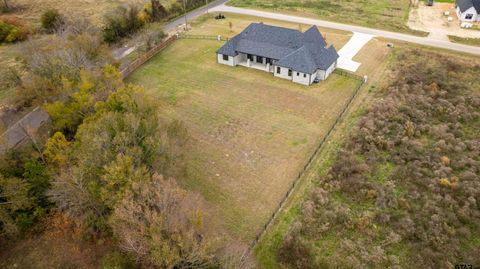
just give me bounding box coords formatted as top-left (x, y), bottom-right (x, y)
top-left (103, 4), bottom-right (144, 43)
top-left (0, 15), bottom-right (30, 43)
top-left (100, 250), bottom-right (135, 269)
top-left (41, 9), bottom-right (64, 33)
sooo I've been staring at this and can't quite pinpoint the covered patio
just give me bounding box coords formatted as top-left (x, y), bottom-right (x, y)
top-left (236, 53), bottom-right (274, 73)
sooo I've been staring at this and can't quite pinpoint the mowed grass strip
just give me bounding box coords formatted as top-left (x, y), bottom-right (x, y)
top-left (128, 36), bottom-right (360, 242)
top-left (227, 0), bottom-right (427, 35)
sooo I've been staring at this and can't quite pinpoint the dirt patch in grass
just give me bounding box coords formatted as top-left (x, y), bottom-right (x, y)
top-left (227, 0), bottom-right (427, 36)
top-left (127, 14), bottom-right (362, 243)
top-left (408, 2), bottom-right (480, 40)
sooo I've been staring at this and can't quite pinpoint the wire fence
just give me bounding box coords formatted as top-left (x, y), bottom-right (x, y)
top-left (120, 35), bottom-right (178, 78)
top-left (177, 33), bottom-right (229, 41)
top-left (241, 71), bottom-right (366, 260)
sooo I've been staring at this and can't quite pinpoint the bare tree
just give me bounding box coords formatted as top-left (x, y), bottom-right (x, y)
top-left (110, 174), bottom-right (219, 268)
top-left (2, 0), bottom-right (10, 11)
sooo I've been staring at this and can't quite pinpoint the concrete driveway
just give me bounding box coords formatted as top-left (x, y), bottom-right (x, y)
top-left (337, 32), bottom-right (374, 72)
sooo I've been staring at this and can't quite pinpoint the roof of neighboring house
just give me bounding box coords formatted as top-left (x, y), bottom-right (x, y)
top-left (217, 23), bottom-right (339, 74)
top-left (457, 0), bottom-right (480, 13)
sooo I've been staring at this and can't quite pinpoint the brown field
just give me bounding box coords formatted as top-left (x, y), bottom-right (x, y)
top-left (3, 0), bottom-right (176, 26)
top-left (127, 14), bottom-right (363, 243)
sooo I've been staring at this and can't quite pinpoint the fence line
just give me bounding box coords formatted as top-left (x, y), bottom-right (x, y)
top-left (241, 72), bottom-right (366, 260)
top-left (120, 35), bottom-right (178, 78)
top-left (177, 33), bottom-right (229, 41)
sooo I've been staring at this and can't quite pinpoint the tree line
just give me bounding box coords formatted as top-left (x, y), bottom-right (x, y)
top-left (0, 5), bottom-right (252, 268)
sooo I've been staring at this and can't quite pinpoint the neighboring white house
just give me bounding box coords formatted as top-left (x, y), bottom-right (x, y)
top-left (456, 0), bottom-right (480, 22)
top-left (216, 23), bottom-right (339, 86)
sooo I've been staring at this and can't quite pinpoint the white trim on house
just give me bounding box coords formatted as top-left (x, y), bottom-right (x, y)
top-left (217, 52), bottom-right (337, 86)
top-left (456, 6), bottom-right (480, 21)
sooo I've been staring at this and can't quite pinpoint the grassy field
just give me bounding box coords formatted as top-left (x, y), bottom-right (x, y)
top-left (228, 0), bottom-right (428, 36)
top-left (448, 35), bottom-right (480, 47)
top-left (127, 15), bottom-right (362, 244)
top-left (0, 45), bottom-right (17, 107)
top-left (3, 0), bottom-right (176, 26)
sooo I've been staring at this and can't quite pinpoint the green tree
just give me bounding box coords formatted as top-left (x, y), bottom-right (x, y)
top-left (0, 174), bottom-right (32, 237)
top-left (100, 154), bottom-right (149, 208)
top-left (43, 131), bottom-right (70, 171)
top-left (48, 86), bottom-right (187, 232)
top-left (44, 65), bottom-right (123, 135)
top-left (23, 159), bottom-right (50, 209)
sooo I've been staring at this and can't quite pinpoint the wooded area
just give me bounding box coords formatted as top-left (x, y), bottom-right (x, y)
top-left (0, 2), bottom-right (250, 268)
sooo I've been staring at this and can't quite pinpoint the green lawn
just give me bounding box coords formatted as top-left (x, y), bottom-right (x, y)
top-left (228, 0), bottom-right (428, 36)
top-left (127, 34), bottom-right (361, 244)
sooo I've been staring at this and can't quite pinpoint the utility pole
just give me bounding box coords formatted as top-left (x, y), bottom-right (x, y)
top-left (183, 0), bottom-right (188, 31)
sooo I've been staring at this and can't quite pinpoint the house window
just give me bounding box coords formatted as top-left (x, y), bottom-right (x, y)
top-left (222, 54), bottom-right (229, 61)
top-left (465, 14), bottom-right (474, 20)
top-left (247, 54), bottom-right (253, 61)
top-left (266, 58), bottom-right (272, 64)
top-left (288, 69), bottom-right (292, 76)
top-left (256, 56), bottom-right (263, 63)
top-left (277, 67), bottom-right (281, 74)
top-left (303, 74), bottom-right (306, 78)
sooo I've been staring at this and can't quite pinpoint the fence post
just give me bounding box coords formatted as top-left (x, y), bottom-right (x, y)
top-left (120, 35), bottom-right (177, 79)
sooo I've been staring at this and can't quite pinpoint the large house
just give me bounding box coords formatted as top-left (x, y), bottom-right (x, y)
top-left (456, 0), bottom-right (480, 21)
top-left (216, 23), bottom-right (339, 86)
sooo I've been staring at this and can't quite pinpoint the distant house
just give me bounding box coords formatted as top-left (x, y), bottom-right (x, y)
top-left (456, 0), bottom-right (480, 21)
top-left (216, 23), bottom-right (339, 86)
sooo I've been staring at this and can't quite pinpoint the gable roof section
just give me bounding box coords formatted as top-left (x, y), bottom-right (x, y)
top-left (235, 39), bottom-right (296, 60)
top-left (308, 44), bottom-right (339, 70)
top-left (475, 0), bottom-right (480, 12)
top-left (217, 35), bottom-right (240, 56)
top-left (457, 0), bottom-right (479, 12)
top-left (275, 46), bottom-right (318, 74)
top-left (217, 23), bottom-right (339, 74)
top-left (303, 26), bottom-right (327, 47)
top-left (239, 23), bottom-right (304, 48)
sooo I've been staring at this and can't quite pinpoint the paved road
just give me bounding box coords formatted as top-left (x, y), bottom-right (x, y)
top-left (209, 4), bottom-right (480, 56)
top-left (164, 0), bottom-right (230, 32)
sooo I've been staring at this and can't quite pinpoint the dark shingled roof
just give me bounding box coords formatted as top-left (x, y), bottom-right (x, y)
top-left (217, 23), bottom-right (339, 74)
top-left (457, 0), bottom-right (480, 12)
